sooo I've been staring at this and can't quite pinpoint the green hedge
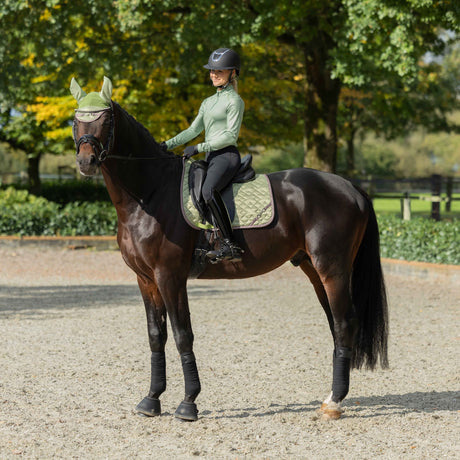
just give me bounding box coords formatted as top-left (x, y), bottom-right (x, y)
top-left (40, 180), bottom-right (111, 204)
top-left (0, 187), bottom-right (117, 236)
top-left (2, 180), bottom-right (111, 205)
top-left (1, 187), bottom-right (458, 265)
top-left (377, 214), bottom-right (459, 265)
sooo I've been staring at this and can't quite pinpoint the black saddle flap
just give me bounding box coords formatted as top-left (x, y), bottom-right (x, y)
top-left (189, 160), bottom-right (208, 220)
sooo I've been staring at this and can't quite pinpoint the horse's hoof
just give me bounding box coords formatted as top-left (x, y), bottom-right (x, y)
top-left (317, 401), bottom-right (343, 420)
top-left (174, 400), bottom-right (198, 421)
top-left (135, 396), bottom-right (161, 417)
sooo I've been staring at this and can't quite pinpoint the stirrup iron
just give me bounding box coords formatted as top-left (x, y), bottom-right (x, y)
top-left (206, 238), bottom-right (243, 263)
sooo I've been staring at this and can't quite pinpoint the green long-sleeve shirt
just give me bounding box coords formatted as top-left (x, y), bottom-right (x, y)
top-left (165, 85), bottom-right (244, 153)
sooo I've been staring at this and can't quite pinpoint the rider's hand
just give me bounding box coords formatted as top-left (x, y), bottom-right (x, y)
top-left (183, 145), bottom-right (199, 159)
top-left (159, 141), bottom-right (168, 152)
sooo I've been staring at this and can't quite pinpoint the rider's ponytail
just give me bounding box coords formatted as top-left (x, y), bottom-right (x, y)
top-left (231, 76), bottom-right (238, 93)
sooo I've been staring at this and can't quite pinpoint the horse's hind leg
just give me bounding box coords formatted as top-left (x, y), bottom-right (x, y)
top-left (300, 257), bottom-right (356, 420)
top-left (299, 258), bottom-right (334, 335)
top-left (299, 260), bottom-right (344, 419)
top-left (135, 275), bottom-right (168, 417)
top-left (319, 271), bottom-right (357, 420)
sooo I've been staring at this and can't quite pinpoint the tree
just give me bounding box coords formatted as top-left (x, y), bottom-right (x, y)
top-left (337, 51), bottom-right (460, 176)
top-left (1, 0), bottom-right (459, 187)
top-left (337, 22), bottom-right (460, 174)
top-left (113, 0), bottom-right (460, 172)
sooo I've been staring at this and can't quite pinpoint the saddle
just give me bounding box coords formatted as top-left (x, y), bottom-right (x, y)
top-left (182, 155), bottom-right (275, 278)
top-left (188, 154), bottom-right (256, 225)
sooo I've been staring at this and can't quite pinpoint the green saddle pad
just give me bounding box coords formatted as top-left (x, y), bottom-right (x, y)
top-left (181, 160), bottom-right (275, 230)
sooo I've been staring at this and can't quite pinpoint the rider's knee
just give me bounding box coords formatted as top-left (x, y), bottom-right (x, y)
top-left (202, 185), bottom-right (214, 203)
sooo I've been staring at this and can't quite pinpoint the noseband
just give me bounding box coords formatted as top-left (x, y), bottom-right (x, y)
top-left (73, 108), bottom-right (114, 163)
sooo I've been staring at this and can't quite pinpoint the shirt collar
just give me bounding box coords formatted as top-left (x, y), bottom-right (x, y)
top-left (216, 85), bottom-right (233, 95)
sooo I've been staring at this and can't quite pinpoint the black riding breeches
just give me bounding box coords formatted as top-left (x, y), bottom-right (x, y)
top-left (202, 146), bottom-right (241, 202)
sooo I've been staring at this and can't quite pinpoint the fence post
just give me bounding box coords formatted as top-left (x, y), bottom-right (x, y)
top-left (431, 174), bottom-right (442, 221)
top-left (401, 191), bottom-right (411, 221)
top-left (366, 175), bottom-right (375, 200)
top-left (445, 176), bottom-right (453, 212)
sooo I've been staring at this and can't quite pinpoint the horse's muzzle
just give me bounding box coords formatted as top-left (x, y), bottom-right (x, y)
top-left (76, 149), bottom-right (99, 176)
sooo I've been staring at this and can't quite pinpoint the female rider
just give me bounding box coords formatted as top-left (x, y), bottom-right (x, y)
top-left (163, 48), bottom-right (244, 262)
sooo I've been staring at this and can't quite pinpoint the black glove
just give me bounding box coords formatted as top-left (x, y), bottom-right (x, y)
top-left (183, 145), bottom-right (199, 159)
top-left (159, 141), bottom-right (168, 152)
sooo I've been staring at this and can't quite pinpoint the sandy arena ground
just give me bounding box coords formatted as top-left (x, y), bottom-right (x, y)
top-left (0, 246), bottom-right (458, 459)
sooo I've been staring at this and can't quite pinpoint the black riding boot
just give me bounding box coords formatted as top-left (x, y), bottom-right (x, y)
top-left (206, 191), bottom-right (243, 263)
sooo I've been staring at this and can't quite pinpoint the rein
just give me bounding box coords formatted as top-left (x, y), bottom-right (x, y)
top-left (105, 154), bottom-right (181, 161)
top-left (74, 107), bottom-right (180, 163)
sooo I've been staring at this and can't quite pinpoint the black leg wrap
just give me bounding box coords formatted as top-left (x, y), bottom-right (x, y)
top-left (135, 351), bottom-right (166, 417)
top-left (332, 347), bottom-right (352, 403)
top-left (149, 351), bottom-right (167, 398)
top-left (180, 351), bottom-right (201, 399)
top-left (175, 352), bottom-right (201, 421)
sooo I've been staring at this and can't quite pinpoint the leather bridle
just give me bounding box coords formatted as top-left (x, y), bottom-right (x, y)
top-left (73, 106), bottom-right (181, 163)
top-left (73, 108), bottom-right (114, 163)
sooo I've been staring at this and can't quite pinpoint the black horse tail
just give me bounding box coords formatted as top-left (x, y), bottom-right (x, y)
top-left (351, 188), bottom-right (389, 370)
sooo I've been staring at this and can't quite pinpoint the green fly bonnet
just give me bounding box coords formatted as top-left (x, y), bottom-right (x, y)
top-left (70, 76), bottom-right (113, 122)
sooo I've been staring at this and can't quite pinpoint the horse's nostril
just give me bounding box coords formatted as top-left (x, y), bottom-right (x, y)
top-left (76, 153), bottom-right (98, 167)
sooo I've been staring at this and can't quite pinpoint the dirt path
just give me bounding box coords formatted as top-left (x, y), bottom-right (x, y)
top-left (0, 247), bottom-right (458, 459)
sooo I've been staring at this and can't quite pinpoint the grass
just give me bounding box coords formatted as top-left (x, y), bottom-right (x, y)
top-left (373, 193), bottom-right (460, 219)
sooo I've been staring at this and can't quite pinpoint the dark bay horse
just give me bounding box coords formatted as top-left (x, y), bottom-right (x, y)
top-left (71, 78), bottom-right (388, 421)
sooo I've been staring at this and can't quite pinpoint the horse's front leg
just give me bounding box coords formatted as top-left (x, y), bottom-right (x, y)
top-left (159, 274), bottom-right (201, 421)
top-left (135, 275), bottom-right (168, 417)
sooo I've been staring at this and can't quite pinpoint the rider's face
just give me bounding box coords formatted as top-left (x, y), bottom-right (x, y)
top-left (209, 69), bottom-right (233, 87)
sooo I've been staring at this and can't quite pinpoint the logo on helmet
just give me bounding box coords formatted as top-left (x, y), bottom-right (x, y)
top-left (211, 49), bottom-right (231, 62)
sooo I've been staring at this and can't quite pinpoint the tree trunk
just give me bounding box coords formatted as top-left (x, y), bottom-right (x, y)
top-left (302, 45), bottom-right (341, 173)
top-left (345, 126), bottom-right (356, 176)
top-left (27, 153), bottom-right (42, 196)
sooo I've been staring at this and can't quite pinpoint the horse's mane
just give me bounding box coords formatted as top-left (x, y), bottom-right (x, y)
top-left (112, 101), bottom-right (176, 158)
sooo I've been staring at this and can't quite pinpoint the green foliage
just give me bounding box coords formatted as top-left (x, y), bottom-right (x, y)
top-left (2, 180), bottom-right (111, 204)
top-left (0, 142), bottom-right (26, 176)
top-left (0, 187), bottom-right (61, 235)
top-left (335, 0), bottom-right (460, 86)
top-left (355, 122), bottom-right (460, 177)
top-left (2, 0), bottom-right (459, 181)
top-left (377, 215), bottom-right (459, 265)
top-left (0, 187), bottom-right (117, 236)
top-left (253, 144), bottom-right (304, 173)
top-left (39, 180), bottom-right (111, 204)
top-left (354, 142), bottom-right (399, 177)
top-left (49, 201), bottom-right (118, 236)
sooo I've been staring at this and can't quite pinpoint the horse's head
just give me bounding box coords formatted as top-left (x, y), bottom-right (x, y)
top-left (70, 77), bottom-right (114, 176)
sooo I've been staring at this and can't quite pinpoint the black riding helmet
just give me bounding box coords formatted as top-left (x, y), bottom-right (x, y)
top-left (203, 48), bottom-right (240, 76)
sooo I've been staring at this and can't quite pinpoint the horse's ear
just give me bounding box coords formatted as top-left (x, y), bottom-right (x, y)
top-left (70, 77), bottom-right (86, 103)
top-left (100, 76), bottom-right (113, 104)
